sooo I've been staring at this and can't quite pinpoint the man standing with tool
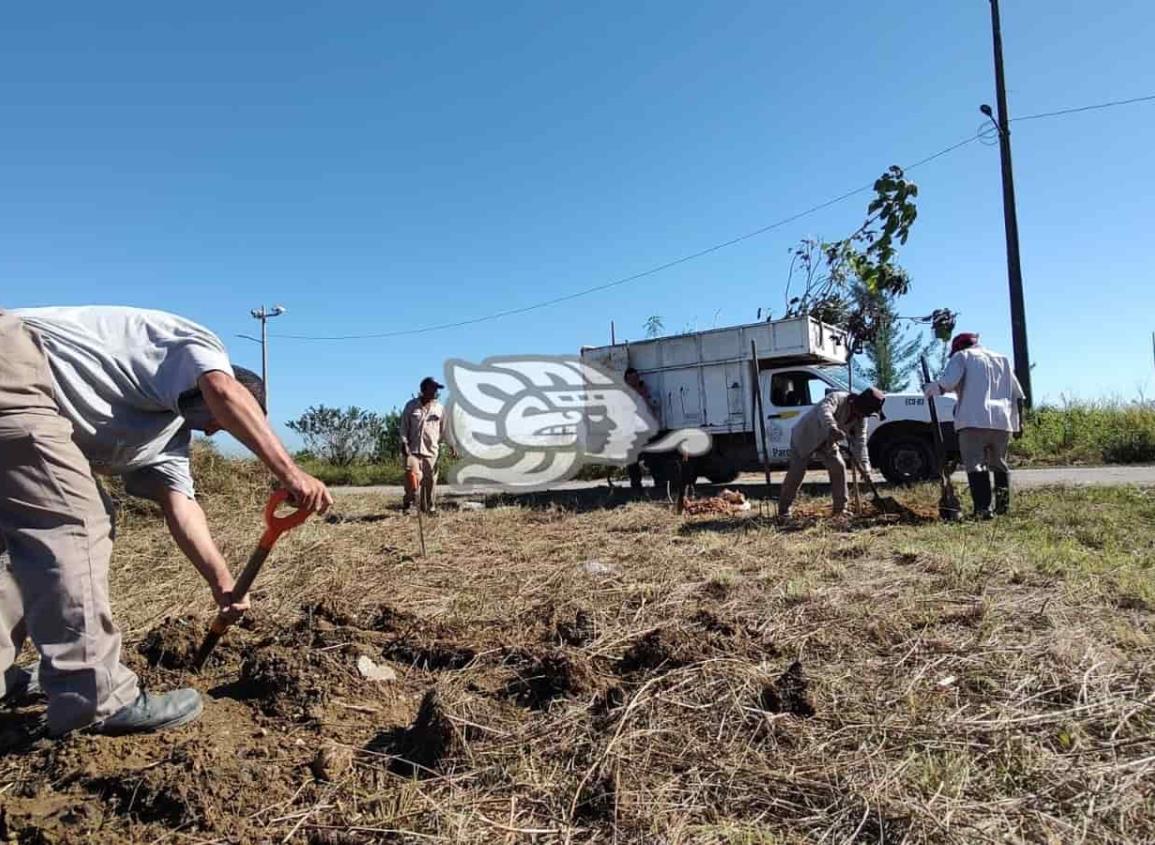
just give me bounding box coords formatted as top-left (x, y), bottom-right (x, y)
top-left (0, 306), bottom-right (332, 739)
top-left (401, 376), bottom-right (453, 514)
top-left (922, 333), bottom-right (1024, 519)
top-left (623, 367), bottom-right (662, 495)
top-left (777, 387), bottom-right (886, 518)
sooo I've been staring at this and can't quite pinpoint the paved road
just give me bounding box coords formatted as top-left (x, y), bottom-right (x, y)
top-left (332, 465), bottom-right (1155, 498)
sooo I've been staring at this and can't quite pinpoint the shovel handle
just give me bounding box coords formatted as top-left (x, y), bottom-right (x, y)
top-left (191, 491), bottom-right (309, 670)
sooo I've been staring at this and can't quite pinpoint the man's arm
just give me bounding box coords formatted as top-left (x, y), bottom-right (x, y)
top-left (198, 370), bottom-right (332, 513)
top-left (158, 489), bottom-right (249, 619)
top-left (819, 393), bottom-right (844, 439)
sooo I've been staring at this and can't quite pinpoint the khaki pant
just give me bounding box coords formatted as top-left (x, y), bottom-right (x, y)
top-left (0, 312), bottom-right (139, 735)
top-left (778, 444), bottom-right (847, 516)
top-left (403, 454), bottom-right (437, 512)
top-left (958, 428), bottom-right (1011, 474)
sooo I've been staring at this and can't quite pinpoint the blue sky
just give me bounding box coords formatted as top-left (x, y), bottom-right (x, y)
top-left (3, 1), bottom-right (1153, 448)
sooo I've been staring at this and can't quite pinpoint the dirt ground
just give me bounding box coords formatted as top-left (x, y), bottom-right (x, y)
top-left (2, 465), bottom-right (1154, 843)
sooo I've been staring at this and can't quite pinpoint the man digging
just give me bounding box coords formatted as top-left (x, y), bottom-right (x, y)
top-left (923, 332), bottom-right (1024, 519)
top-left (0, 306), bottom-right (332, 738)
top-left (777, 387), bottom-right (887, 519)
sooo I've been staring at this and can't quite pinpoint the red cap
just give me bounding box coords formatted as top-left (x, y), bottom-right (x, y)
top-left (950, 333), bottom-right (979, 355)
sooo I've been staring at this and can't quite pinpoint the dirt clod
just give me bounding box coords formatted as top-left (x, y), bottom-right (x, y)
top-left (383, 641), bottom-right (476, 671)
top-left (504, 650), bottom-right (592, 709)
top-left (555, 609), bottom-right (596, 647)
top-left (310, 742), bottom-right (354, 782)
top-left (617, 629), bottom-right (692, 676)
top-left (759, 660), bottom-right (816, 718)
top-left (238, 647), bottom-right (332, 718)
top-left (138, 616), bottom-right (204, 669)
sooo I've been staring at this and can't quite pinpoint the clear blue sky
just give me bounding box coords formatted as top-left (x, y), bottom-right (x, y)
top-left (4, 1), bottom-right (1153, 448)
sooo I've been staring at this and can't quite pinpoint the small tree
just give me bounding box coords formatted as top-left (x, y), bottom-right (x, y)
top-left (286, 405), bottom-right (385, 466)
top-left (782, 166), bottom-right (957, 354)
top-left (851, 283), bottom-right (933, 391)
top-left (644, 315), bottom-right (664, 338)
top-left (373, 408), bottom-right (404, 462)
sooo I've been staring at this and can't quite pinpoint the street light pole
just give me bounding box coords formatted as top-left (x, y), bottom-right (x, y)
top-left (985, 0), bottom-right (1033, 407)
top-left (249, 305), bottom-right (286, 415)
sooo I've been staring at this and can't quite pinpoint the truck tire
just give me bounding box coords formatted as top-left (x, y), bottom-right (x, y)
top-left (877, 435), bottom-right (934, 485)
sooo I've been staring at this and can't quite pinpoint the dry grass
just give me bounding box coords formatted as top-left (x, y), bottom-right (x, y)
top-left (2, 454), bottom-right (1154, 843)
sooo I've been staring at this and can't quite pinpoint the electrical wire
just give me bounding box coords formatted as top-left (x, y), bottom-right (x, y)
top-left (273, 93), bottom-right (1154, 342)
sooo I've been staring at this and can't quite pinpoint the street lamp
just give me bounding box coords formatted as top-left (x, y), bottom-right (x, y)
top-left (984, 0), bottom-right (1033, 407)
top-left (245, 305), bottom-right (286, 416)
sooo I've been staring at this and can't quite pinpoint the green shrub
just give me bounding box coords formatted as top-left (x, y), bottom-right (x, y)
top-left (1013, 399), bottom-right (1155, 466)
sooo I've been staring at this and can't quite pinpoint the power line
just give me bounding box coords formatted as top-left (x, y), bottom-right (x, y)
top-left (273, 92), bottom-right (1154, 342)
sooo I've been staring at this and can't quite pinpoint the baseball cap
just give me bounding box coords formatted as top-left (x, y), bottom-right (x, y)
top-left (420, 376), bottom-right (445, 391)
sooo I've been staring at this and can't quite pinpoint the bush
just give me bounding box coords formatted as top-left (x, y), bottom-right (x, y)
top-left (1012, 399), bottom-right (1155, 466)
top-left (286, 405), bottom-right (386, 466)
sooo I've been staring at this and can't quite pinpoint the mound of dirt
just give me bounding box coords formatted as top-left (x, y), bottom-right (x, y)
top-left (555, 609), bottom-right (596, 647)
top-left (297, 599), bottom-right (358, 630)
top-left (617, 629), bottom-right (698, 676)
top-left (364, 603), bottom-right (421, 634)
top-left (238, 646), bottom-right (334, 718)
top-left (759, 660), bottom-right (816, 718)
top-left (138, 616), bottom-right (205, 670)
top-left (503, 650), bottom-right (593, 710)
top-left (368, 688), bottom-right (460, 777)
top-left (383, 640), bottom-right (477, 671)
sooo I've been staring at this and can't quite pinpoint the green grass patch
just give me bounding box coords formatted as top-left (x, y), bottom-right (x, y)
top-left (1013, 399), bottom-right (1155, 466)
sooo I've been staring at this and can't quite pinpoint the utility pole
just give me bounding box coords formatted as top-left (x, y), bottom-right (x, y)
top-left (983, 0), bottom-right (1033, 407)
top-left (246, 305), bottom-right (285, 415)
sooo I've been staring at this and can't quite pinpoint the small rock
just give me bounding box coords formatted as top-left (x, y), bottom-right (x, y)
top-left (459, 501), bottom-right (485, 511)
top-left (309, 742), bottom-right (354, 782)
top-left (356, 655), bottom-right (398, 682)
top-left (581, 559), bottom-right (616, 576)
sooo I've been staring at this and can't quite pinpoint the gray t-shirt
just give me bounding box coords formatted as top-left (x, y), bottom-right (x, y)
top-left (14, 306), bottom-right (233, 499)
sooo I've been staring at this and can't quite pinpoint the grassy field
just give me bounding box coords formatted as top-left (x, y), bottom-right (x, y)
top-left (2, 459), bottom-right (1153, 843)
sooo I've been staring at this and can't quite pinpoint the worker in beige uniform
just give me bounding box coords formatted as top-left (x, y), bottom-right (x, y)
top-left (923, 332), bottom-right (1024, 519)
top-left (401, 377), bottom-right (453, 514)
top-left (0, 307), bottom-right (332, 738)
top-left (777, 387), bottom-right (886, 518)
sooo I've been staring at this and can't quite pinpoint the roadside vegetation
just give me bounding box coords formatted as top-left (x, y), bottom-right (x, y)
top-left (1012, 398), bottom-right (1155, 466)
top-left (3, 449), bottom-right (1152, 842)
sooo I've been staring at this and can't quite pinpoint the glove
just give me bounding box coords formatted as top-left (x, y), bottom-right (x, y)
top-left (922, 382), bottom-right (940, 398)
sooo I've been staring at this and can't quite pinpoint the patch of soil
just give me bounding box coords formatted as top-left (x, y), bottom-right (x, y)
top-left (238, 646), bottom-right (335, 718)
top-left (689, 609), bottom-right (735, 636)
top-left (758, 660), bottom-right (816, 718)
top-left (365, 603), bottom-right (421, 634)
top-left (503, 650), bottom-right (592, 710)
top-left (382, 640), bottom-right (477, 672)
top-left (555, 610), bottom-right (596, 647)
top-left (574, 773), bottom-right (617, 822)
top-left (367, 688), bottom-right (460, 777)
top-left (616, 629), bottom-right (696, 676)
top-left (297, 599), bottom-right (358, 630)
top-left (137, 616), bottom-right (205, 670)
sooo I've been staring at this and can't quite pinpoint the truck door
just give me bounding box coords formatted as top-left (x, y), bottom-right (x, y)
top-left (757, 369), bottom-right (839, 464)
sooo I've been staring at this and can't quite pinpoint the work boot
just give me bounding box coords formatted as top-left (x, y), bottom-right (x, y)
top-left (1, 664), bottom-right (43, 708)
top-left (85, 689), bottom-right (203, 737)
top-left (967, 472), bottom-right (993, 520)
top-left (993, 471), bottom-right (1010, 515)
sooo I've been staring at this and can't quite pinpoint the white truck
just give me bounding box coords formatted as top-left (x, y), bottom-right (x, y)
top-left (580, 316), bottom-right (957, 485)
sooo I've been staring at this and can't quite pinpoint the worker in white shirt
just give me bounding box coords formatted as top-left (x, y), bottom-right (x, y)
top-left (923, 333), bottom-right (1024, 519)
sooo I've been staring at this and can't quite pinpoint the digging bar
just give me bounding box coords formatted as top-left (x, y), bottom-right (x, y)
top-left (192, 490), bottom-right (311, 671)
top-left (920, 355), bottom-right (963, 521)
top-left (846, 450), bottom-right (914, 518)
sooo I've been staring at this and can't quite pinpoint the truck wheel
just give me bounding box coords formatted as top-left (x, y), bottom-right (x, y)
top-left (878, 435), bottom-right (934, 485)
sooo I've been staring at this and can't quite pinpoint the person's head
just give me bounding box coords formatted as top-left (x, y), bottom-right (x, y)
top-left (950, 332), bottom-right (979, 356)
top-left (419, 376), bottom-right (443, 402)
top-left (177, 366), bottom-right (266, 434)
top-left (624, 367), bottom-right (641, 389)
top-left (850, 387), bottom-right (886, 421)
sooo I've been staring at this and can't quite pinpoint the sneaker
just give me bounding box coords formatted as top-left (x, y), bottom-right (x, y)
top-left (1, 664), bottom-right (42, 708)
top-left (88, 689), bottom-right (203, 736)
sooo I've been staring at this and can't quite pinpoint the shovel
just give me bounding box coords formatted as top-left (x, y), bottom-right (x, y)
top-left (920, 356), bottom-right (963, 521)
top-left (846, 451), bottom-right (915, 518)
top-left (192, 490), bottom-right (311, 670)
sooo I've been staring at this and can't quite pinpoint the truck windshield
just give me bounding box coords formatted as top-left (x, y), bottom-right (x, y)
top-left (818, 365), bottom-right (852, 392)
